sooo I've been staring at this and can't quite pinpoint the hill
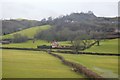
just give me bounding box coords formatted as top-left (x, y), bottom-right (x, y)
top-left (34, 12), bottom-right (119, 41)
top-left (2, 25), bottom-right (51, 39)
top-left (2, 12), bottom-right (119, 41)
top-left (2, 19), bottom-right (42, 35)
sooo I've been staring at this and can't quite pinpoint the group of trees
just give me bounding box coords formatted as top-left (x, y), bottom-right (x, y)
top-left (2, 12), bottom-right (118, 45)
top-left (34, 12), bottom-right (117, 41)
top-left (12, 33), bottom-right (28, 43)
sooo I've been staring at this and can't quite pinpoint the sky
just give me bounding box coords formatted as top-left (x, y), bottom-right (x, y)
top-left (0, 0), bottom-right (119, 20)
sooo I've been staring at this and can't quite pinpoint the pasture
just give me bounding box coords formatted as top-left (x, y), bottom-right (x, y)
top-left (2, 49), bottom-right (83, 78)
top-left (2, 25), bottom-right (51, 39)
top-left (55, 53), bottom-right (119, 78)
top-left (2, 40), bottom-right (71, 48)
top-left (84, 39), bottom-right (119, 54)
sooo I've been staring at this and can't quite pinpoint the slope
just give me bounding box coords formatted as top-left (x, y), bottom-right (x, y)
top-left (2, 25), bottom-right (51, 39)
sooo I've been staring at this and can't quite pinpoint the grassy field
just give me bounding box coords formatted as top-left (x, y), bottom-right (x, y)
top-left (84, 39), bottom-right (119, 54)
top-left (2, 49), bottom-right (83, 78)
top-left (2, 38), bottom-right (119, 54)
top-left (2, 40), bottom-right (50, 48)
top-left (2, 25), bottom-right (51, 39)
top-left (55, 53), bottom-right (118, 78)
top-left (2, 40), bottom-right (71, 48)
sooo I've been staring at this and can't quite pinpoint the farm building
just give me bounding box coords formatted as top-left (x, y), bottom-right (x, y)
top-left (51, 40), bottom-right (59, 48)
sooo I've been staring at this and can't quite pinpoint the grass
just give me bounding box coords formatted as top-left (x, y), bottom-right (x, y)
top-left (84, 39), bottom-right (119, 54)
top-left (2, 40), bottom-right (50, 48)
top-left (55, 53), bottom-right (119, 78)
top-left (2, 25), bottom-right (51, 39)
top-left (59, 41), bottom-right (71, 46)
top-left (2, 49), bottom-right (83, 78)
top-left (2, 40), bottom-right (71, 48)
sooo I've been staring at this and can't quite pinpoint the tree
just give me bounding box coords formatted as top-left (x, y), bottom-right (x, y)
top-left (91, 31), bottom-right (103, 46)
top-left (72, 37), bottom-right (84, 54)
top-left (12, 33), bottom-right (28, 43)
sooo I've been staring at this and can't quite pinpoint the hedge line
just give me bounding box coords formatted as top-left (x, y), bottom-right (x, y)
top-left (52, 50), bottom-right (119, 56)
top-left (0, 47), bottom-right (46, 52)
top-left (48, 51), bottom-right (103, 79)
top-left (1, 47), bottom-right (119, 56)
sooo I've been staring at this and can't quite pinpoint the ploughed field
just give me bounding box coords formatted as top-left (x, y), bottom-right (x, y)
top-left (55, 53), bottom-right (119, 78)
top-left (2, 49), bottom-right (83, 78)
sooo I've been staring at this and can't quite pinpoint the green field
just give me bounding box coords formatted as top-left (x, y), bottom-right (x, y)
top-left (2, 38), bottom-right (119, 54)
top-left (2, 49), bottom-right (83, 78)
top-left (2, 40), bottom-right (71, 48)
top-left (2, 25), bottom-right (51, 39)
top-left (84, 39), bottom-right (119, 54)
top-left (55, 53), bottom-right (118, 78)
top-left (2, 40), bottom-right (50, 48)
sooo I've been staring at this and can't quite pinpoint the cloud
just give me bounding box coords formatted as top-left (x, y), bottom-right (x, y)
top-left (1, 0), bottom-right (118, 20)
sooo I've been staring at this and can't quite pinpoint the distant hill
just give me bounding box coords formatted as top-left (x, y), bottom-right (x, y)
top-left (34, 12), bottom-right (119, 41)
top-left (2, 12), bottom-right (119, 41)
top-left (2, 25), bottom-right (51, 39)
top-left (2, 19), bottom-right (42, 35)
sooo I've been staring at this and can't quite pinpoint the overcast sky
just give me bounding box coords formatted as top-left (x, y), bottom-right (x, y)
top-left (0, 0), bottom-right (119, 20)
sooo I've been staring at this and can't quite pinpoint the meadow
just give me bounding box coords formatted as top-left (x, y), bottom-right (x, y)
top-left (2, 39), bottom-right (119, 54)
top-left (2, 25), bottom-right (51, 39)
top-left (55, 53), bottom-right (119, 78)
top-left (2, 40), bottom-right (71, 48)
top-left (2, 49), bottom-right (83, 78)
top-left (84, 39), bottom-right (119, 54)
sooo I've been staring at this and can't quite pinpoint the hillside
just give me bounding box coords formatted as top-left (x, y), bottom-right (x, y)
top-left (2, 25), bottom-right (51, 39)
top-left (2, 12), bottom-right (119, 36)
top-left (2, 19), bottom-right (42, 35)
top-left (2, 12), bottom-right (119, 41)
top-left (34, 12), bottom-right (119, 41)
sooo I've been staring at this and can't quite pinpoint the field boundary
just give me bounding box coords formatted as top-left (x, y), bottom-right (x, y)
top-left (48, 51), bottom-right (103, 79)
top-left (0, 47), bottom-right (119, 56)
top-left (52, 50), bottom-right (120, 56)
top-left (0, 47), bottom-right (46, 52)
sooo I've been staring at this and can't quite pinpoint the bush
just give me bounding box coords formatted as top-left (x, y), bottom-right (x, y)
top-left (12, 33), bottom-right (28, 43)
